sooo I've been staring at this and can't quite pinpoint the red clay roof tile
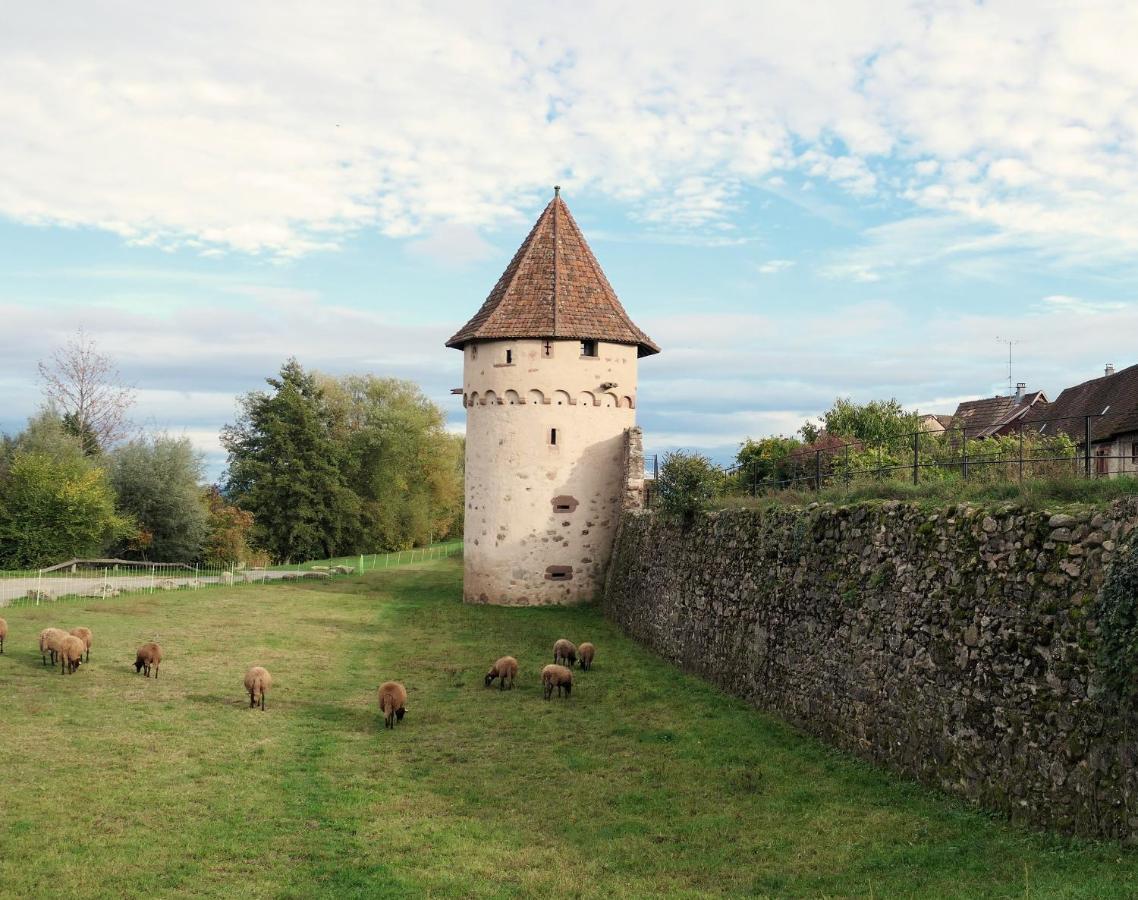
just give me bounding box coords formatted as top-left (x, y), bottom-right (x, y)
top-left (446, 191), bottom-right (659, 357)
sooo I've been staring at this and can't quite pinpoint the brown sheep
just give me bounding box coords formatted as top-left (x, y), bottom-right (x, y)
top-left (541, 664), bottom-right (573, 700)
top-left (0, 617), bottom-right (6, 653)
top-left (69, 627), bottom-right (93, 662)
top-left (244, 666), bottom-right (272, 710)
top-left (553, 638), bottom-right (577, 668)
top-left (134, 642), bottom-right (163, 678)
top-left (578, 642), bottom-right (595, 671)
top-left (484, 656), bottom-right (519, 690)
top-left (378, 681), bottom-right (407, 728)
top-left (39, 628), bottom-right (67, 666)
top-left (58, 634), bottom-right (85, 675)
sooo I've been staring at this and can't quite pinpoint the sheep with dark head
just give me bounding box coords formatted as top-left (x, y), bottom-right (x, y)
top-left (484, 656), bottom-right (518, 690)
top-left (553, 638), bottom-right (577, 668)
top-left (378, 681), bottom-right (407, 728)
top-left (58, 634), bottom-right (85, 674)
top-left (0, 616), bottom-right (6, 653)
top-left (541, 664), bottom-right (573, 700)
top-left (244, 666), bottom-right (272, 710)
top-left (69, 627), bottom-right (93, 662)
top-left (134, 642), bottom-right (163, 678)
top-left (577, 642), bottom-right (595, 671)
top-left (39, 628), bottom-right (67, 666)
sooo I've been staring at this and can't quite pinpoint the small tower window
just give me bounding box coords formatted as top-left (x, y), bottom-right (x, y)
top-left (506, 349), bottom-right (513, 364)
top-left (471, 345), bottom-right (478, 359)
top-left (580, 339), bottom-right (598, 358)
top-left (542, 340), bottom-right (553, 358)
top-left (549, 428), bottom-right (558, 446)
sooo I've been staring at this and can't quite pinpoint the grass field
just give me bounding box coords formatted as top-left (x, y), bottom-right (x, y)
top-left (2, 557), bottom-right (1138, 898)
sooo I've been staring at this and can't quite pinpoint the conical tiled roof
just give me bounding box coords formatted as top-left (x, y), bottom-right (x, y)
top-left (446, 190), bottom-right (659, 357)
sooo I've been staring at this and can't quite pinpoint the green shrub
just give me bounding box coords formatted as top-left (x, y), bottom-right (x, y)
top-left (656, 450), bottom-right (721, 523)
top-left (1094, 547), bottom-right (1138, 704)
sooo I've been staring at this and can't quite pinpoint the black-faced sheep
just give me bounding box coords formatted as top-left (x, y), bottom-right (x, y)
top-left (0, 616), bottom-right (6, 653)
top-left (578, 642), bottom-right (595, 671)
top-left (244, 666), bottom-right (272, 710)
top-left (553, 638), bottom-right (577, 668)
top-left (134, 642), bottom-right (163, 678)
top-left (58, 634), bottom-right (85, 675)
top-left (40, 627), bottom-right (67, 666)
top-left (378, 681), bottom-right (407, 728)
top-left (484, 656), bottom-right (518, 690)
top-left (541, 664), bottom-right (573, 700)
top-left (69, 627), bottom-right (93, 662)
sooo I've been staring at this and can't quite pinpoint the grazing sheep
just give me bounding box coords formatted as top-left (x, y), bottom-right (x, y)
top-left (578, 642), bottom-right (595, 671)
top-left (484, 656), bottom-right (519, 690)
top-left (58, 635), bottom-right (85, 675)
top-left (69, 627), bottom-right (93, 662)
top-left (541, 664), bottom-right (573, 700)
top-left (134, 642), bottom-right (163, 678)
top-left (244, 666), bottom-right (272, 710)
top-left (0, 617), bottom-right (6, 654)
top-left (553, 638), bottom-right (577, 668)
top-left (39, 627), bottom-right (67, 666)
top-left (378, 681), bottom-right (407, 728)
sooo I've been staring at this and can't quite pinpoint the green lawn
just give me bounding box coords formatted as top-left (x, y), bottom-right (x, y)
top-left (2, 557), bottom-right (1137, 898)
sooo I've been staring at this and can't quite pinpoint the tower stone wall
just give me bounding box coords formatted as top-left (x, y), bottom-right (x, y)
top-left (461, 337), bottom-right (638, 604)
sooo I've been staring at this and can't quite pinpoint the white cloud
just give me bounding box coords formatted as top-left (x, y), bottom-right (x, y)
top-left (3, 2), bottom-right (1138, 259)
top-left (758, 259), bottom-right (794, 274)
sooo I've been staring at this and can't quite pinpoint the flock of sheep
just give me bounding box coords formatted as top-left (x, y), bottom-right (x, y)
top-left (0, 616), bottom-right (597, 725)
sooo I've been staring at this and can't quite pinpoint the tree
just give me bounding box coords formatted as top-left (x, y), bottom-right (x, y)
top-left (0, 452), bottom-right (134, 569)
top-left (323, 374), bottom-right (464, 550)
top-left (656, 450), bottom-right (721, 524)
top-left (222, 359), bottom-right (358, 562)
top-left (201, 487), bottom-right (260, 567)
top-left (734, 435), bottom-right (803, 487)
top-left (109, 435), bottom-right (209, 561)
top-left (38, 328), bottom-right (135, 451)
top-left (802, 397), bottom-right (921, 447)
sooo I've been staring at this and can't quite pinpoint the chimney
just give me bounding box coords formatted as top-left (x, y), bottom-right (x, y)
top-left (1015, 382), bottom-right (1026, 401)
top-left (1106, 363), bottom-right (1116, 377)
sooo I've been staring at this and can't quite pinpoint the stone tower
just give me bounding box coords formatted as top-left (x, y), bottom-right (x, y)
top-left (446, 188), bottom-right (659, 605)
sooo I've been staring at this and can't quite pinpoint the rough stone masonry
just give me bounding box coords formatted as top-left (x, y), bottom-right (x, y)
top-left (604, 498), bottom-right (1138, 840)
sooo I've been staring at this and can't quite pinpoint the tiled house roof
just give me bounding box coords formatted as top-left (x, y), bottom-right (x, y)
top-left (951, 391), bottom-right (1047, 438)
top-left (1027, 364), bottom-right (1138, 443)
top-left (446, 190), bottom-right (659, 357)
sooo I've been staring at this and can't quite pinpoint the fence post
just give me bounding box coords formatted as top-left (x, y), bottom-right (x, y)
top-left (815, 450), bottom-right (822, 491)
top-left (961, 427), bottom-right (969, 480)
top-left (1024, 425), bottom-right (1033, 482)
top-left (37, 569), bottom-right (42, 605)
top-left (359, 554), bottom-right (364, 574)
top-left (1085, 415), bottom-right (1092, 478)
top-left (912, 431), bottom-right (920, 485)
top-left (103, 567), bottom-right (108, 600)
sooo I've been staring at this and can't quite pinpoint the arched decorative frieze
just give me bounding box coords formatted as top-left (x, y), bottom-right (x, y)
top-left (468, 391), bottom-right (480, 407)
top-left (527, 388), bottom-right (546, 405)
top-left (552, 389), bottom-right (571, 406)
top-left (504, 389), bottom-right (520, 405)
top-left (620, 395), bottom-right (635, 409)
top-left (577, 390), bottom-right (596, 408)
top-left (601, 391), bottom-right (618, 408)
top-left (483, 389), bottom-right (498, 405)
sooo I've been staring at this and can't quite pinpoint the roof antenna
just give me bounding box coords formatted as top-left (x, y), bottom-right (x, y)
top-left (995, 335), bottom-right (1019, 394)
top-left (554, 184), bottom-right (560, 198)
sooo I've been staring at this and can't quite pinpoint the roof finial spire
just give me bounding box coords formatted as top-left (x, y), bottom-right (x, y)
top-left (553, 184), bottom-right (560, 198)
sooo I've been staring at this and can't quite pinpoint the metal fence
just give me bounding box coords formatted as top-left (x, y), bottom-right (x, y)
top-left (0, 540), bottom-right (463, 608)
top-left (645, 412), bottom-right (1138, 502)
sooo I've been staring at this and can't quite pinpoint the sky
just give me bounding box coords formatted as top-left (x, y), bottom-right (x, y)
top-left (3, 0), bottom-right (1138, 477)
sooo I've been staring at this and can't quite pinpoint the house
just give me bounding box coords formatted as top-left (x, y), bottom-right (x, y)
top-left (918, 414), bottom-right (954, 434)
top-left (1027, 364), bottom-right (1138, 476)
top-left (950, 383), bottom-right (1048, 439)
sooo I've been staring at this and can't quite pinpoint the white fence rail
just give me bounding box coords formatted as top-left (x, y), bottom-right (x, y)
top-left (0, 541), bottom-right (463, 608)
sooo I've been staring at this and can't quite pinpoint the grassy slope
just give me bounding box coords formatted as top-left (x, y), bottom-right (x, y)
top-left (1, 558), bottom-right (1136, 898)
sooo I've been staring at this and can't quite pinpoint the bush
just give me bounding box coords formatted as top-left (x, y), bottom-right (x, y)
top-left (656, 450), bottom-right (721, 523)
top-left (1094, 547), bottom-right (1138, 704)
